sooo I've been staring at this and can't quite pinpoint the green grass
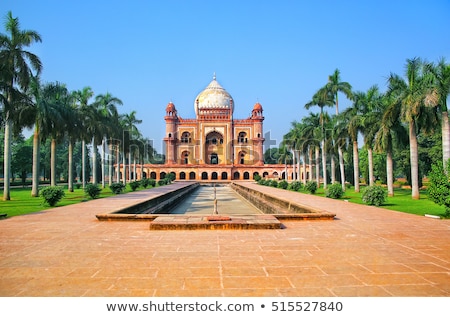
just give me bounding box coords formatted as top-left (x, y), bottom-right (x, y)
top-left (0, 184), bottom-right (156, 218)
top-left (312, 186), bottom-right (448, 218)
top-left (1, 183), bottom-right (449, 219)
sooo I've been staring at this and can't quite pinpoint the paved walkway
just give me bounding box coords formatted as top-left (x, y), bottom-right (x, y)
top-left (0, 182), bottom-right (449, 296)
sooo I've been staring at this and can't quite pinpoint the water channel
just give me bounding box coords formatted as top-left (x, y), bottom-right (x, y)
top-left (168, 184), bottom-right (263, 215)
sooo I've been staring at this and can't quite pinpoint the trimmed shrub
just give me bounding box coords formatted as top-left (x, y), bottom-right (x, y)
top-left (277, 180), bottom-right (289, 189)
top-left (129, 181), bottom-right (141, 191)
top-left (253, 174), bottom-right (262, 182)
top-left (40, 186), bottom-right (65, 207)
top-left (148, 179), bottom-right (156, 187)
top-left (361, 185), bottom-right (387, 206)
top-left (140, 178), bottom-right (156, 188)
top-left (325, 183), bottom-right (344, 199)
top-left (140, 178), bottom-right (150, 188)
top-left (85, 183), bottom-right (102, 199)
top-left (288, 181), bottom-right (303, 192)
top-left (305, 181), bottom-right (318, 194)
top-left (158, 178), bottom-right (170, 186)
top-left (270, 180), bottom-right (278, 188)
top-left (110, 182), bottom-right (126, 194)
top-left (427, 162), bottom-right (450, 218)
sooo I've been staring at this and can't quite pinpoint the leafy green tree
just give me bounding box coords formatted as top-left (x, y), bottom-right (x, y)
top-left (426, 161), bottom-right (450, 218)
top-left (11, 136), bottom-right (32, 185)
top-left (0, 11), bottom-right (42, 200)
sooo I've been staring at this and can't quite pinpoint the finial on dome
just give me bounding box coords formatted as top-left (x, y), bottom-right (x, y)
top-left (213, 72), bottom-right (216, 81)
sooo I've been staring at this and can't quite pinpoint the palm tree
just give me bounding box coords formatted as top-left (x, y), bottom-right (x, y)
top-left (332, 115), bottom-right (350, 190)
top-left (65, 101), bottom-right (81, 192)
top-left (44, 83), bottom-right (71, 187)
top-left (340, 92), bottom-right (364, 192)
top-left (374, 94), bottom-right (408, 197)
top-left (73, 87), bottom-right (94, 188)
top-left (426, 58), bottom-right (450, 168)
top-left (94, 92), bottom-right (122, 187)
top-left (120, 110), bottom-right (142, 184)
top-left (301, 112), bottom-right (322, 185)
top-left (26, 79), bottom-right (67, 195)
top-left (325, 68), bottom-right (353, 188)
top-left (326, 68), bottom-right (353, 115)
top-left (283, 121), bottom-right (304, 181)
top-left (387, 58), bottom-right (438, 199)
top-left (277, 143), bottom-right (292, 180)
top-left (0, 11), bottom-right (42, 200)
top-left (305, 87), bottom-right (334, 188)
top-left (360, 85), bottom-right (383, 186)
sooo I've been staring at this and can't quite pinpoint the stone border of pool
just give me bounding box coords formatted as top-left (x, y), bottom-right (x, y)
top-left (95, 181), bottom-right (335, 229)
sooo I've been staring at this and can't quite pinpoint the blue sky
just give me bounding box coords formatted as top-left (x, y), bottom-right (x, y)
top-left (1, 0), bottom-right (449, 152)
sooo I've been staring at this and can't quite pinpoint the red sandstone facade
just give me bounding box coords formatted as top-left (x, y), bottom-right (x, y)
top-left (127, 76), bottom-right (303, 181)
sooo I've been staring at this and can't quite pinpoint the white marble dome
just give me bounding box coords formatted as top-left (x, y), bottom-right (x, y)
top-left (194, 75), bottom-right (233, 115)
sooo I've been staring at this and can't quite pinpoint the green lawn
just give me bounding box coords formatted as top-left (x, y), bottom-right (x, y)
top-left (313, 186), bottom-right (448, 218)
top-left (0, 184), bottom-right (146, 218)
top-left (1, 183), bottom-right (448, 219)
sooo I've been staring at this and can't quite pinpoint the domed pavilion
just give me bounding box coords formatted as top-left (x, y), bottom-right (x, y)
top-left (129, 75), bottom-right (304, 182)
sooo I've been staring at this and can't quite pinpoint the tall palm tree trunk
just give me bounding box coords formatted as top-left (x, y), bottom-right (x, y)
top-left (82, 140), bottom-right (86, 189)
top-left (353, 140), bottom-right (360, 192)
top-left (291, 149), bottom-right (296, 181)
top-left (321, 140), bottom-right (327, 189)
top-left (92, 138), bottom-right (97, 185)
top-left (3, 118), bottom-right (12, 201)
top-left (50, 138), bottom-right (57, 186)
top-left (338, 146), bottom-right (346, 191)
top-left (68, 140), bottom-right (74, 192)
top-left (331, 154), bottom-right (336, 184)
top-left (315, 146), bottom-right (320, 186)
top-left (442, 111), bottom-right (450, 169)
top-left (128, 152), bottom-right (132, 181)
top-left (308, 148), bottom-right (313, 183)
top-left (302, 152), bottom-right (307, 185)
top-left (409, 120), bottom-right (420, 199)
top-left (133, 156), bottom-right (137, 181)
top-left (101, 138), bottom-right (106, 188)
top-left (386, 150), bottom-right (394, 197)
top-left (108, 138), bottom-right (113, 186)
top-left (122, 151), bottom-right (127, 185)
top-left (368, 147), bottom-right (374, 186)
top-left (116, 143), bottom-right (120, 183)
top-left (31, 126), bottom-right (40, 197)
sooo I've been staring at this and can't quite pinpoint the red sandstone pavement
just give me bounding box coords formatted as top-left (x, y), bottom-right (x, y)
top-left (0, 182), bottom-right (449, 297)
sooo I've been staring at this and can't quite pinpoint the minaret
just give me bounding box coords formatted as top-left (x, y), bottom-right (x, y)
top-left (251, 102), bottom-right (265, 165)
top-left (164, 102), bottom-right (178, 164)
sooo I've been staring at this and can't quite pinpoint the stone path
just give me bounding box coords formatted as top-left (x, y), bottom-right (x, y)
top-left (0, 182), bottom-right (449, 296)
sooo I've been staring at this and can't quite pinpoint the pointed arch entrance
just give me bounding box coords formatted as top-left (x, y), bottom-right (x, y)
top-left (205, 131), bottom-right (224, 164)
